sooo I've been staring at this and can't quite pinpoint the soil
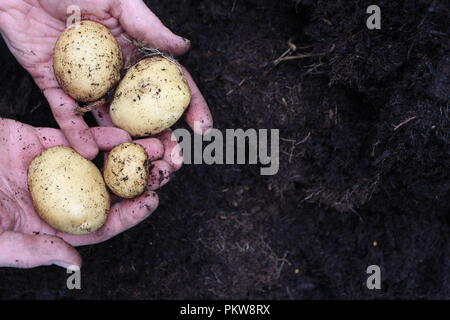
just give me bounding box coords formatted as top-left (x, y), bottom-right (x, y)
top-left (0, 0), bottom-right (449, 299)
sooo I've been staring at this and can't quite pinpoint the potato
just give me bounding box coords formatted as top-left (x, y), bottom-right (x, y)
top-left (110, 56), bottom-right (191, 137)
top-left (53, 20), bottom-right (122, 102)
top-left (28, 146), bottom-right (110, 235)
top-left (103, 143), bottom-right (149, 199)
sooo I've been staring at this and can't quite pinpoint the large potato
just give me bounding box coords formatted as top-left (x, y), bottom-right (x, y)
top-left (110, 56), bottom-right (191, 137)
top-left (53, 20), bottom-right (122, 102)
top-left (103, 143), bottom-right (149, 199)
top-left (28, 146), bottom-right (110, 235)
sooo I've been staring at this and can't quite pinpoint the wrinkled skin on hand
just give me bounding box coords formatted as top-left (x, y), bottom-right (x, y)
top-left (0, 0), bottom-right (213, 159)
top-left (0, 119), bottom-right (178, 269)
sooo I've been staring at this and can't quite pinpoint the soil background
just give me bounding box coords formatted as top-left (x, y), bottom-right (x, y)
top-left (0, 0), bottom-right (449, 299)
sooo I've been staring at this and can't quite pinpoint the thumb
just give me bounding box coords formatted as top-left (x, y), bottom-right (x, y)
top-left (0, 231), bottom-right (82, 269)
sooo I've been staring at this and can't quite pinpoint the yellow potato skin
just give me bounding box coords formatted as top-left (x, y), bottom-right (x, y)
top-left (28, 146), bottom-right (110, 235)
top-left (53, 20), bottom-right (122, 102)
top-left (103, 143), bottom-right (149, 199)
top-left (110, 56), bottom-right (191, 137)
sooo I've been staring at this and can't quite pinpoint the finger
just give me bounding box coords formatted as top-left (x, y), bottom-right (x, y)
top-left (34, 127), bottom-right (132, 152)
top-left (182, 68), bottom-right (213, 135)
top-left (44, 88), bottom-right (99, 160)
top-left (34, 128), bottom-right (69, 149)
top-left (91, 104), bottom-right (115, 127)
top-left (148, 160), bottom-right (172, 190)
top-left (0, 231), bottom-right (81, 269)
top-left (117, 0), bottom-right (190, 56)
top-left (153, 129), bottom-right (184, 171)
top-left (134, 138), bottom-right (164, 161)
top-left (58, 191), bottom-right (159, 246)
top-left (90, 127), bottom-right (132, 151)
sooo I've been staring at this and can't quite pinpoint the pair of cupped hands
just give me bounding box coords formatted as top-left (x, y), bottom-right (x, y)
top-left (0, 0), bottom-right (212, 269)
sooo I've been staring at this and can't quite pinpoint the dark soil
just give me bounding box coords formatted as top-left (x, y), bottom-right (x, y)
top-left (0, 0), bottom-right (449, 299)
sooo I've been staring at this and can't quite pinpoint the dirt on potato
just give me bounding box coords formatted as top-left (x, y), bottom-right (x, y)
top-left (0, 0), bottom-right (448, 299)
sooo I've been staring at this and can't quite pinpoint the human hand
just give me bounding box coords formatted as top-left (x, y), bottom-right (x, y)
top-left (0, 0), bottom-right (213, 160)
top-left (0, 118), bottom-right (175, 269)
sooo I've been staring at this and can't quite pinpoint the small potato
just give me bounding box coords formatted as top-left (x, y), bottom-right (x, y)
top-left (103, 143), bottom-right (150, 199)
top-left (53, 20), bottom-right (122, 102)
top-left (110, 56), bottom-right (191, 137)
top-left (28, 146), bottom-right (110, 235)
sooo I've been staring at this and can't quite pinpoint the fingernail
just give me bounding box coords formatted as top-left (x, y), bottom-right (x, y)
top-left (170, 144), bottom-right (184, 169)
top-left (202, 124), bottom-right (213, 135)
top-left (144, 204), bottom-right (155, 216)
top-left (53, 260), bottom-right (75, 269)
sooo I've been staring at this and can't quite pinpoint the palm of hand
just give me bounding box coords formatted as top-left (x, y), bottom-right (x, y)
top-left (1, 0), bottom-right (149, 90)
top-left (0, 119), bottom-right (164, 268)
top-left (1, 1), bottom-right (70, 90)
